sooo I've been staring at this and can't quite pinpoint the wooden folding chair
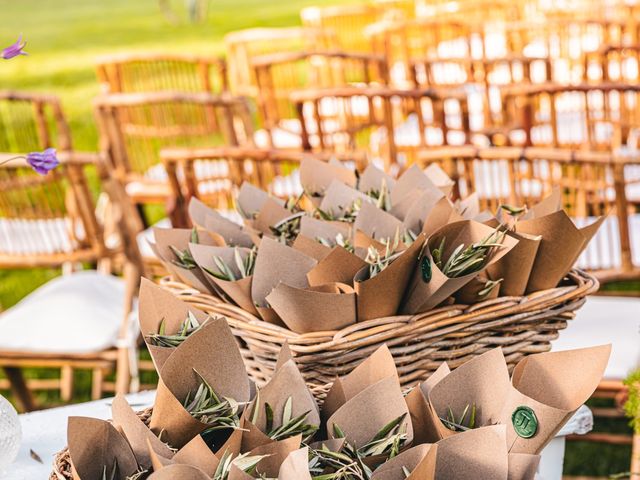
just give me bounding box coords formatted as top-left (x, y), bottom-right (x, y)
top-left (224, 27), bottom-right (335, 97)
top-left (94, 91), bottom-right (254, 217)
top-left (0, 91), bottom-right (141, 411)
top-left (253, 51), bottom-right (389, 148)
top-left (95, 52), bottom-right (228, 94)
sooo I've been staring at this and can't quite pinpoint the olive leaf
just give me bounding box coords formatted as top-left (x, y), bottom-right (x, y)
top-left (439, 403), bottom-right (477, 432)
top-left (317, 233), bottom-right (355, 253)
top-left (264, 396), bottom-right (318, 443)
top-left (204, 246), bottom-right (257, 281)
top-left (146, 311), bottom-right (204, 348)
top-left (315, 198), bottom-right (362, 223)
top-left (434, 228), bottom-right (506, 278)
top-left (183, 369), bottom-right (242, 432)
top-left (213, 450), bottom-right (270, 480)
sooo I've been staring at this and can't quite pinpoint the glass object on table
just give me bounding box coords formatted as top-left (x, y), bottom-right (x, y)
top-left (0, 394), bottom-right (21, 472)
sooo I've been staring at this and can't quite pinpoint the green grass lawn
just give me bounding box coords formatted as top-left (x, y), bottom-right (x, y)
top-left (0, 0), bottom-right (636, 475)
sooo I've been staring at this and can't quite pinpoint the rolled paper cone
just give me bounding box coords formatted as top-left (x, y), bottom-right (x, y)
top-left (353, 229), bottom-right (388, 258)
top-left (138, 278), bottom-right (210, 372)
top-left (390, 164), bottom-right (440, 205)
top-left (516, 210), bottom-right (605, 293)
top-left (522, 186), bottom-right (562, 220)
top-left (354, 233), bottom-right (425, 321)
top-left (152, 227), bottom-right (217, 293)
top-left (204, 213), bottom-right (255, 248)
top-left (424, 163), bottom-right (455, 195)
top-left (358, 163), bottom-right (395, 194)
top-left (370, 443), bottom-right (438, 480)
top-left (251, 237), bottom-right (317, 308)
top-left (299, 215), bottom-right (351, 241)
top-left (300, 156), bottom-right (357, 196)
top-left (457, 192), bottom-right (481, 220)
top-left (390, 189), bottom-right (425, 221)
top-left (353, 201), bottom-right (404, 242)
top-left (318, 179), bottom-right (371, 218)
top-left (292, 234), bottom-right (333, 261)
top-left (237, 182), bottom-right (278, 219)
top-left (508, 453), bottom-right (540, 480)
top-left (401, 221), bottom-right (518, 314)
top-left (405, 363), bottom-right (451, 445)
top-left (111, 394), bottom-right (174, 468)
top-left (498, 344), bottom-right (611, 454)
top-left (323, 344), bottom-right (399, 421)
top-left (150, 318), bottom-right (252, 448)
top-left (250, 435), bottom-right (303, 478)
top-left (307, 246), bottom-right (368, 286)
top-left (188, 196), bottom-right (212, 228)
top-left (454, 273), bottom-right (502, 304)
top-left (278, 447), bottom-right (313, 480)
top-left (147, 464), bottom-right (211, 480)
top-left (435, 426), bottom-right (509, 480)
top-left (256, 305), bottom-right (286, 326)
top-left (327, 376), bottom-right (414, 449)
top-left (189, 243), bottom-right (259, 316)
top-left (267, 282), bottom-right (357, 333)
top-left (402, 194), bottom-right (457, 238)
top-left (67, 417), bottom-right (138, 480)
top-left (169, 435), bottom-right (221, 476)
top-left (228, 465), bottom-right (255, 480)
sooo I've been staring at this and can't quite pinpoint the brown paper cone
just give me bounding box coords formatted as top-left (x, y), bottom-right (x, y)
top-left (358, 164), bottom-right (395, 194)
top-left (203, 214), bottom-right (255, 249)
top-left (67, 417), bottom-right (138, 480)
top-left (251, 435), bottom-right (303, 478)
top-left (424, 163), bottom-right (454, 195)
top-left (402, 221), bottom-right (518, 314)
top-left (237, 182), bottom-right (279, 219)
top-left (390, 164), bottom-right (440, 205)
top-left (138, 278), bottom-right (210, 372)
top-left (267, 282), bottom-right (357, 333)
top-left (319, 180), bottom-right (371, 218)
top-left (402, 190), bottom-right (447, 234)
top-left (354, 233), bottom-right (426, 321)
top-left (371, 443), bottom-right (438, 480)
top-left (147, 464), bottom-right (210, 480)
top-left (292, 234), bottom-right (333, 261)
top-left (406, 363), bottom-right (451, 445)
top-left (253, 197), bottom-right (293, 236)
top-left (189, 243), bottom-right (259, 315)
top-left (508, 453), bottom-right (540, 480)
top-left (354, 201), bottom-right (404, 242)
top-left (307, 246), bottom-right (368, 286)
top-left (300, 156), bottom-right (357, 196)
top-left (278, 447), bottom-right (313, 480)
top-left (299, 216), bottom-right (351, 242)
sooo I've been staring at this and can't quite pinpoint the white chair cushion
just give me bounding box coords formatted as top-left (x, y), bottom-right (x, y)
top-left (551, 296), bottom-right (640, 380)
top-left (0, 271), bottom-right (127, 354)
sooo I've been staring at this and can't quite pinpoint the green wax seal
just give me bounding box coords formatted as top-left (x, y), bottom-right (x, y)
top-left (420, 255), bottom-right (432, 283)
top-left (512, 406), bottom-right (538, 438)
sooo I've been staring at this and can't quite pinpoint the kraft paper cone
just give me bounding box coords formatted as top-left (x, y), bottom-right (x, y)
top-left (203, 213), bottom-right (255, 249)
top-left (508, 453), bottom-right (540, 480)
top-left (251, 434), bottom-right (303, 478)
top-left (279, 447), bottom-right (313, 480)
top-left (189, 243), bottom-right (259, 315)
top-left (111, 394), bottom-right (174, 468)
top-left (353, 229), bottom-right (388, 258)
top-left (323, 344), bottom-right (400, 420)
top-left (435, 426), bottom-right (509, 480)
top-left (150, 318), bottom-right (252, 448)
top-left (454, 273), bottom-right (502, 304)
top-left (402, 221), bottom-right (518, 314)
top-left (318, 180), bottom-right (371, 219)
top-left (251, 237), bottom-right (317, 308)
top-left (237, 182), bottom-right (279, 219)
top-left (499, 344), bottom-right (611, 454)
top-left (370, 443), bottom-right (438, 480)
top-left (292, 234), bottom-right (332, 261)
top-left (402, 192), bottom-right (448, 235)
top-left (354, 201), bottom-right (404, 242)
top-left (327, 375), bottom-right (414, 449)
top-left (354, 233), bottom-right (426, 321)
top-left (267, 282), bottom-right (357, 333)
top-left (251, 359), bottom-right (320, 440)
top-left (299, 216), bottom-right (351, 242)
top-left (457, 193), bottom-right (481, 220)
top-left (152, 227), bottom-right (216, 293)
top-left (390, 189), bottom-right (425, 222)
top-left (424, 163), bottom-right (454, 195)
top-left (485, 225), bottom-right (542, 297)
top-left (517, 210), bottom-right (605, 293)
top-left (300, 156), bottom-right (357, 196)
top-left (406, 363), bottom-right (451, 445)
top-left (171, 435), bottom-right (222, 476)
top-left (188, 196), bottom-right (243, 236)
top-left (428, 348), bottom-right (512, 441)
top-left (390, 164), bottom-right (440, 205)
top-left (525, 187), bottom-right (562, 219)
top-left (228, 465), bottom-right (255, 480)
top-left (67, 417), bottom-right (138, 480)
top-left (307, 246), bottom-right (368, 286)
top-left (359, 163), bottom-right (395, 193)
top-left (138, 278), bottom-right (210, 372)
top-left (147, 464), bottom-right (210, 480)
top-left (253, 197), bottom-right (293, 236)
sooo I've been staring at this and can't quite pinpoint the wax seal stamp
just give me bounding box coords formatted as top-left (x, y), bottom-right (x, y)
top-left (512, 406), bottom-right (538, 438)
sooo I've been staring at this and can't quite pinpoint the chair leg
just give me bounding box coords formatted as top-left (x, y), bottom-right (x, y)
top-left (2, 367), bottom-right (37, 412)
top-left (114, 260), bottom-right (140, 395)
top-left (115, 347), bottom-right (130, 395)
top-left (632, 433), bottom-right (640, 480)
top-left (60, 365), bottom-right (74, 402)
top-left (91, 368), bottom-right (104, 400)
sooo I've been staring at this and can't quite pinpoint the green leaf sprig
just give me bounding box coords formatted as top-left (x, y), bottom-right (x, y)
top-left (366, 179), bottom-right (391, 212)
top-left (477, 278), bottom-right (503, 299)
top-left (270, 211), bottom-right (305, 244)
top-left (439, 404), bottom-right (477, 432)
top-left (316, 233), bottom-right (355, 253)
top-left (315, 198), bottom-right (362, 223)
top-left (146, 311), bottom-right (203, 348)
top-left (213, 450), bottom-right (270, 480)
top-left (433, 229), bottom-right (506, 278)
top-left (204, 246), bottom-right (257, 282)
top-left (364, 231), bottom-right (402, 279)
top-left (308, 444), bottom-right (370, 480)
top-left (183, 370), bottom-right (242, 432)
top-left (264, 396), bottom-right (318, 443)
top-left (169, 227), bottom-right (199, 269)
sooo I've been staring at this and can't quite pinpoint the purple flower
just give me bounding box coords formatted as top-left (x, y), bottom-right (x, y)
top-left (2, 35), bottom-right (27, 60)
top-left (26, 148), bottom-right (59, 175)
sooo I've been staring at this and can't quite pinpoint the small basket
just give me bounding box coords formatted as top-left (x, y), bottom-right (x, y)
top-left (159, 269), bottom-right (597, 399)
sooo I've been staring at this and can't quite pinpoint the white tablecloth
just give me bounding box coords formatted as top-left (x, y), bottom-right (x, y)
top-left (2, 389), bottom-right (592, 480)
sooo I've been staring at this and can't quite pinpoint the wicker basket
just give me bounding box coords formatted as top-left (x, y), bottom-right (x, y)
top-left (159, 269), bottom-right (597, 399)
